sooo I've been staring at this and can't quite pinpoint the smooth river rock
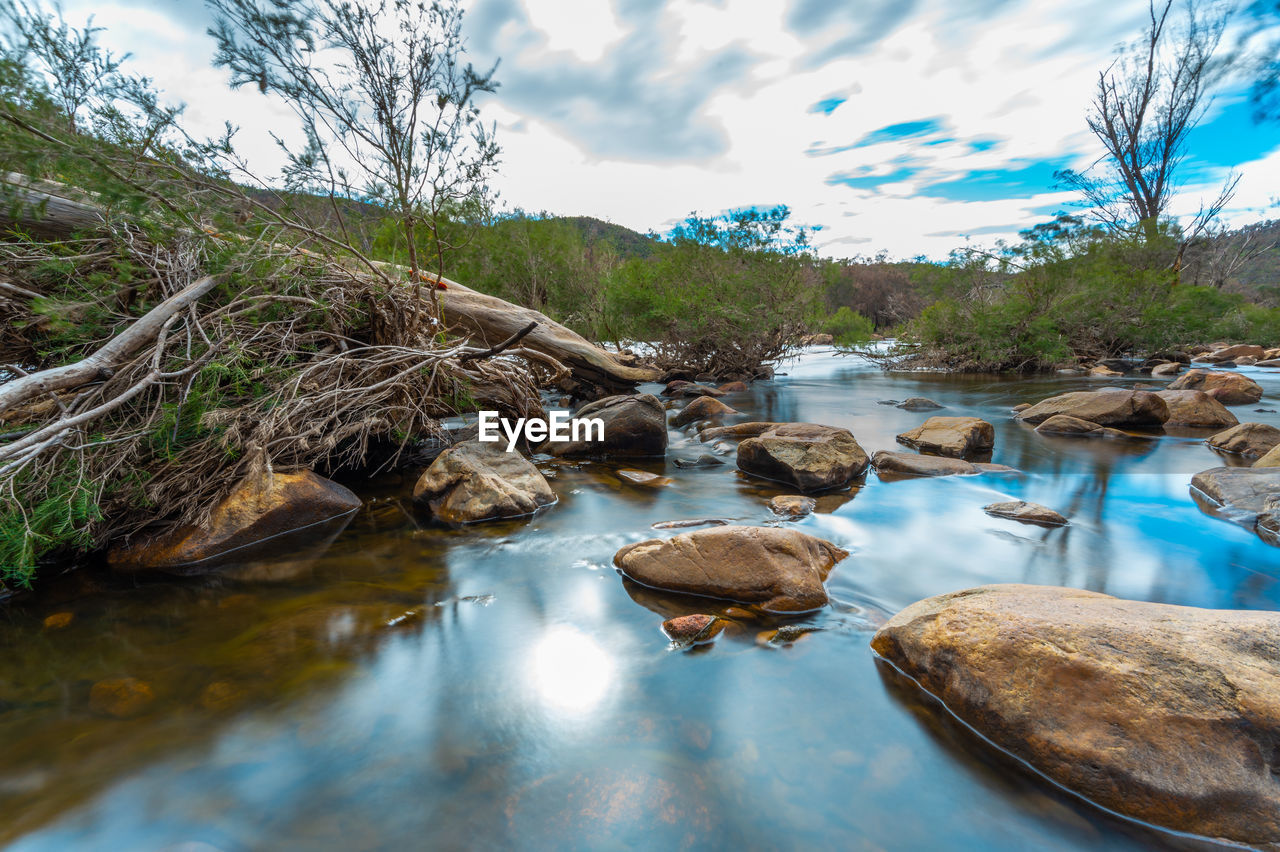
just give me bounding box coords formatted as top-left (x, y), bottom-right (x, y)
top-left (895, 397), bottom-right (944, 411)
top-left (895, 416), bottom-right (994, 458)
top-left (613, 525), bottom-right (847, 612)
top-left (1015, 388), bottom-right (1169, 427)
top-left (769, 495), bottom-right (816, 517)
top-left (1168, 369), bottom-right (1264, 405)
top-left (546, 393), bottom-right (668, 458)
top-left (413, 440), bottom-right (556, 523)
top-left (872, 584), bottom-right (1280, 848)
top-left (698, 421), bottom-right (784, 442)
top-left (871, 450), bottom-right (1014, 478)
top-left (670, 395), bottom-right (738, 427)
top-left (1032, 414), bottom-right (1126, 438)
top-left (108, 470), bottom-right (360, 573)
top-left (1155, 389), bottom-right (1238, 428)
top-left (1207, 422), bottom-right (1280, 458)
top-left (982, 501), bottom-right (1068, 526)
top-left (1190, 466), bottom-right (1280, 523)
top-left (737, 423), bottom-right (869, 491)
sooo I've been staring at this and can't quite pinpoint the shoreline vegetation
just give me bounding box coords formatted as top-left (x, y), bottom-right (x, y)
top-left (1, 0), bottom-right (1279, 586)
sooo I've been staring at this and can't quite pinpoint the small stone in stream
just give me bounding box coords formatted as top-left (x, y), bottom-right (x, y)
top-left (669, 384), bottom-right (725, 399)
top-left (718, 381), bottom-right (749, 392)
top-left (89, 677), bottom-right (155, 719)
top-left (651, 518), bottom-right (730, 529)
top-left (896, 397), bottom-right (944, 411)
top-left (876, 399), bottom-right (901, 406)
top-left (617, 469), bottom-right (672, 487)
top-left (1151, 361), bottom-right (1183, 377)
top-left (872, 451), bottom-right (979, 477)
top-left (769, 495), bottom-right (816, 517)
top-left (983, 501), bottom-right (1068, 526)
top-left (673, 454), bottom-right (724, 468)
top-left (661, 614), bottom-right (725, 645)
top-left (1257, 408), bottom-right (1278, 413)
top-left (42, 612), bottom-right (73, 630)
top-left (670, 395), bottom-right (738, 427)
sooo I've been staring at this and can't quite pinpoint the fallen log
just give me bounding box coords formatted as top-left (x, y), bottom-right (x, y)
top-left (0, 173), bottom-right (661, 392)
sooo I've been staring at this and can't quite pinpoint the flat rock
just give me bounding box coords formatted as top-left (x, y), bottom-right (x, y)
top-left (872, 583), bottom-right (1280, 848)
top-left (614, 525), bottom-right (847, 613)
top-left (108, 470), bottom-right (360, 573)
top-left (546, 393), bottom-right (668, 458)
top-left (698, 421), bottom-right (784, 442)
top-left (1033, 414), bottom-right (1125, 438)
top-left (737, 423), bottom-right (869, 491)
top-left (769, 495), bottom-right (816, 518)
top-left (1211, 343), bottom-right (1265, 360)
top-left (1015, 389), bottom-right (1169, 426)
top-left (1168, 370), bottom-right (1263, 405)
top-left (1255, 359), bottom-right (1280, 368)
top-left (661, 614), bottom-right (725, 645)
top-left (896, 416), bottom-right (994, 458)
top-left (668, 383), bottom-right (724, 399)
top-left (983, 501), bottom-right (1067, 526)
top-left (670, 395), bottom-right (738, 427)
top-left (871, 450), bottom-right (980, 477)
top-left (1190, 466), bottom-right (1280, 521)
top-left (616, 469), bottom-right (672, 487)
top-left (1155, 390), bottom-right (1238, 428)
top-left (895, 397), bottom-right (944, 411)
top-left (413, 440), bottom-right (556, 523)
top-left (1208, 422), bottom-right (1280, 458)
top-left (673, 454), bottom-right (724, 469)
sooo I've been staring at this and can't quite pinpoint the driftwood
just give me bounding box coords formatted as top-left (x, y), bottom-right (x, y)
top-left (0, 174), bottom-right (660, 391)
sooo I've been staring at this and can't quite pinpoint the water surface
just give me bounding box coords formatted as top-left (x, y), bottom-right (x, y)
top-left (3, 350), bottom-right (1279, 851)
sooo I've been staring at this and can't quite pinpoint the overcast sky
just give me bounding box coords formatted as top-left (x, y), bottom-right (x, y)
top-left (53, 0), bottom-right (1280, 258)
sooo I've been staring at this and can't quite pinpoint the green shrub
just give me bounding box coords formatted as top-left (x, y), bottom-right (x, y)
top-left (822, 306), bottom-right (874, 344)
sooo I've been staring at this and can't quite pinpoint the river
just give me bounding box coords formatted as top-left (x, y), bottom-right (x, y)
top-left (2, 347), bottom-right (1278, 850)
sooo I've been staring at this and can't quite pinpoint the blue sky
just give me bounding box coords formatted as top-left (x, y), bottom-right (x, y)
top-left (51, 0), bottom-right (1280, 258)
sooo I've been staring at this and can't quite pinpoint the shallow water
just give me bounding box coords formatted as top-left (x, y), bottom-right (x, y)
top-left (3, 349), bottom-right (1280, 851)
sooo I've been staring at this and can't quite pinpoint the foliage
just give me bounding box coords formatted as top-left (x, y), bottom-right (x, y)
top-left (821, 306), bottom-right (875, 344)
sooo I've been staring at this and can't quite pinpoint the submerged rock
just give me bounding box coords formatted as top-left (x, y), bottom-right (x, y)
top-left (613, 525), bottom-right (847, 612)
top-left (670, 395), bottom-right (738, 427)
top-left (1207, 422), bottom-right (1280, 458)
top-left (413, 440), bottom-right (556, 523)
top-left (872, 584), bottom-right (1280, 848)
top-left (1016, 389), bottom-right (1169, 427)
top-left (1168, 369), bottom-right (1263, 405)
top-left (983, 501), bottom-right (1067, 526)
top-left (616, 469), bottom-right (672, 487)
top-left (1154, 389), bottom-right (1238, 428)
top-left (108, 470), bottom-right (360, 573)
top-left (769, 495), bottom-right (816, 518)
top-left (737, 423), bottom-right (869, 491)
top-left (650, 518), bottom-right (730, 530)
top-left (89, 677), bottom-right (155, 719)
top-left (895, 416), bottom-right (994, 458)
top-left (717, 381), bottom-right (749, 393)
top-left (673, 454), bottom-right (724, 469)
top-left (895, 397), bottom-right (944, 411)
top-left (546, 393), bottom-right (668, 458)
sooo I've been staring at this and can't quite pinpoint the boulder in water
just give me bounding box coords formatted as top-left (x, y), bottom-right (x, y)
top-left (1016, 389), bottom-right (1169, 426)
top-left (983, 501), bottom-right (1067, 526)
top-left (413, 440), bottom-right (556, 523)
top-left (896, 416), bottom-right (994, 458)
top-left (1168, 370), bottom-right (1263, 405)
top-left (737, 423), bottom-right (869, 491)
top-left (546, 393), bottom-right (668, 458)
top-left (614, 525), bottom-right (847, 612)
top-left (1155, 390), bottom-right (1238, 428)
top-left (670, 395), bottom-right (738, 427)
top-left (872, 583), bottom-right (1280, 849)
top-left (1207, 422), bottom-right (1280, 458)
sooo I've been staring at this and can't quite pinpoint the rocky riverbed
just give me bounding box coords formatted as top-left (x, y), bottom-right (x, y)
top-left (4, 345), bottom-right (1280, 850)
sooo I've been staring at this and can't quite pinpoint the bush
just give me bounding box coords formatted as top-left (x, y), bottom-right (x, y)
top-left (821, 306), bottom-right (874, 344)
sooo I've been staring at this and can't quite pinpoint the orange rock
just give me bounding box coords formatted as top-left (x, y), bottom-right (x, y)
top-left (89, 677), bottom-right (155, 719)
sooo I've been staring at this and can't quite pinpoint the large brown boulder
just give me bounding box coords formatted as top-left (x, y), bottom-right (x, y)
top-left (1190, 466), bottom-right (1280, 521)
top-left (109, 470), bottom-right (360, 573)
top-left (613, 525), bottom-right (847, 612)
top-left (872, 584), bottom-right (1280, 848)
top-left (1168, 369), bottom-right (1263, 405)
top-left (670, 395), bottom-right (738, 427)
top-left (736, 423), bottom-right (869, 491)
top-left (1015, 388), bottom-right (1169, 426)
top-left (1255, 444), bottom-right (1280, 468)
top-left (546, 393), bottom-right (668, 458)
top-left (1154, 389), bottom-right (1238, 428)
top-left (1207, 422), bottom-right (1280, 458)
top-left (413, 440), bottom-right (556, 523)
top-left (895, 416), bottom-right (994, 458)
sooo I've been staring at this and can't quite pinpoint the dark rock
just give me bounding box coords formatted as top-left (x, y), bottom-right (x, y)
top-left (547, 394), bottom-right (668, 458)
top-left (895, 397), bottom-right (944, 411)
top-left (673, 454), bottom-right (725, 469)
top-left (698, 421), bottom-right (784, 442)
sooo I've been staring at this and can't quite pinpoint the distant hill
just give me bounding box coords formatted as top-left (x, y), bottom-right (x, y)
top-left (548, 215), bottom-right (658, 260)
